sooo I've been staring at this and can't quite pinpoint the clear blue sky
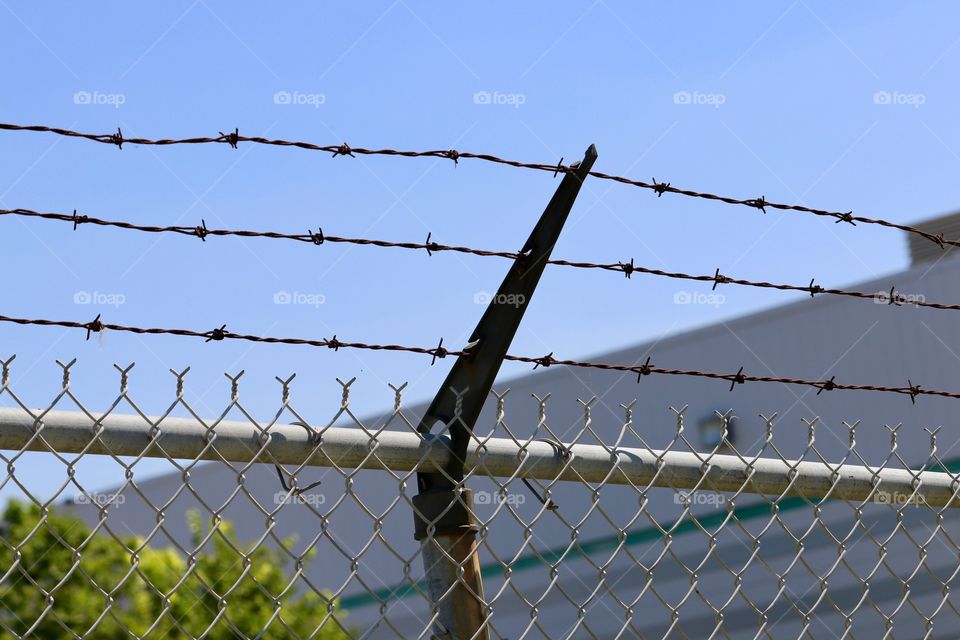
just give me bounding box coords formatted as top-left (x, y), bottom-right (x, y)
top-left (2, 2), bottom-right (959, 495)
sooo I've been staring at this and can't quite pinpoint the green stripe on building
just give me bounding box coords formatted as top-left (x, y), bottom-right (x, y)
top-left (339, 456), bottom-right (960, 611)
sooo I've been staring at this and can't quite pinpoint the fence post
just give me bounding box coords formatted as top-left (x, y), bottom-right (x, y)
top-left (411, 146), bottom-right (597, 639)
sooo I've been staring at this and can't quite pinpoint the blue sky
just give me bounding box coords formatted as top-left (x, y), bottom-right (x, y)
top-left (1, 2), bottom-right (959, 495)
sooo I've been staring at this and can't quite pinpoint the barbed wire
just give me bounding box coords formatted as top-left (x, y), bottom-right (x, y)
top-left (1, 122), bottom-right (955, 252)
top-left (0, 311), bottom-right (948, 402)
top-left (2, 206), bottom-right (954, 312)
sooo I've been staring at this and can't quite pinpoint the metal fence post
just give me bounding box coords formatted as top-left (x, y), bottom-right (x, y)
top-left (411, 146), bottom-right (597, 639)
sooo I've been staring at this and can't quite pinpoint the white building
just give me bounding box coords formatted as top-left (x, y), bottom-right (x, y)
top-left (68, 215), bottom-right (960, 638)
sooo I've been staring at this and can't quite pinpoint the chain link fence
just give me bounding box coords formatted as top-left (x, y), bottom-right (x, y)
top-left (0, 359), bottom-right (958, 639)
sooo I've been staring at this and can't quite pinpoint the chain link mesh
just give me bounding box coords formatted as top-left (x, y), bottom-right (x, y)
top-left (0, 358), bottom-right (957, 639)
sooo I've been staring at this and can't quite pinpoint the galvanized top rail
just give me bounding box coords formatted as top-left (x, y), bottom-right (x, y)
top-left (3, 408), bottom-right (957, 508)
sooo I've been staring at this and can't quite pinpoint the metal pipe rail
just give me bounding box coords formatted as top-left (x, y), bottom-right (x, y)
top-left (1, 408), bottom-right (956, 507)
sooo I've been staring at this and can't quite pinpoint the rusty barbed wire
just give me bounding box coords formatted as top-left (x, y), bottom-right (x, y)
top-left (1, 122), bottom-right (955, 252)
top-left (0, 310), bottom-right (949, 402)
top-left (2, 206), bottom-right (953, 312)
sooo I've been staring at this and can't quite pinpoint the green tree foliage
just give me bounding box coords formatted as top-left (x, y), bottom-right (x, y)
top-left (0, 501), bottom-right (351, 639)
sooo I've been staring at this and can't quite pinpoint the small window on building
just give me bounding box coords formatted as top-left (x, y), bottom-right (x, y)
top-left (698, 413), bottom-right (736, 451)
